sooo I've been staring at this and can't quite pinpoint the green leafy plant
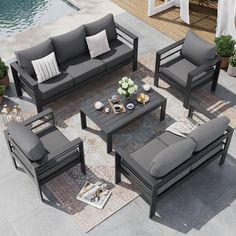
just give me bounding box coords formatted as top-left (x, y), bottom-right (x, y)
top-left (0, 58), bottom-right (8, 79)
top-left (229, 54), bottom-right (236, 67)
top-left (0, 85), bottom-right (6, 95)
top-left (215, 35), bottom-right (236, 57)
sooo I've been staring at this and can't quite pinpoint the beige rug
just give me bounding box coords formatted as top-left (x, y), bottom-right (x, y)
top-left (2, 53), bottom-right (236, 232)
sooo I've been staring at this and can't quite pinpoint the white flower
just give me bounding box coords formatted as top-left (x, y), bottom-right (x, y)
top-left (122, 82), bottom-right (128, 89)
top-left (128, 87), bottom-right (135, 94)
top-left (128, 78), bottom-right (134, 86)
top-left (118, 80), bottom-right (123, 85)
top-left (117, 87), bottom-right (123, 95)
top-left (122, 77), bottom-right (128, 82)
top-left (134, 84), bottom-right (138, 91)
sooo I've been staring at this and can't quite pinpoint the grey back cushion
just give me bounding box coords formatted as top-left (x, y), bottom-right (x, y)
top-left (51, 26), bottom-right (87, 64)
top-left (84, 14), bottom-right (117, 42)
top-left (149, 138), bottom-right (196, 178)
top-left (181, 31), bottom-right (216, 66)
top-left (8, 121), bottom-right (46, 161)
top-left (15, 39), bottom-right (54, 76)
top-left (190, 116), bottom-right (230, 152)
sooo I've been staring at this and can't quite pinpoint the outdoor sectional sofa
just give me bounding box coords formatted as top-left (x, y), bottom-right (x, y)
top-left (115, 102), bottom-right (233, 218)
top-left (10, 14), bottom-right (138, 112)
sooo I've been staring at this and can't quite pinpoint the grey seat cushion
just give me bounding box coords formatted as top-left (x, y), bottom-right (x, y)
top-left (159, 131), bottom-right (186, 146)
top-left (15, 39), bottom-right (54, 76)
top-left (38, 71), bottom-right (74, 101)
top-left (51, 26), bottom-right (87, 65)
top-left (98, 39), bottom-right (133, 70)
top-left (131, 138), bottom-right (167, 171)
top-left (60, 54), bottom-right (105, 85)
top-left (8, 121), bottom-right (46, 161)
top-left (160, 56), bottom-right (214, 87)
top-left (190, 116), bottom-right (230, 152)
top-left (181, 31), bottom-right (216, 66)
top-left (84, 14), bottom-right (117, 42)
top-left (149, 138), bottom-right (196, 178)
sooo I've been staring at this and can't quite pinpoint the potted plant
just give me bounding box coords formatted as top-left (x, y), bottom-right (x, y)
top-left (0, 58), bottom-right (9, 88)
top-left (228, 54), bottom-right (236, 77)
top-left (117, 77), bottom-right (138, 99)
top-left (0, 85), bottom-right (6, 105)
top-left (215, 35), bottom-right (236, 69)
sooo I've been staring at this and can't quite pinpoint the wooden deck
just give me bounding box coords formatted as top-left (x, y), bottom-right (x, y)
top-left (112, 0), bottom-right (217, 43)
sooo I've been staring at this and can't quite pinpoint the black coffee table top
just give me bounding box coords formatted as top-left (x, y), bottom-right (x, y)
top-left (80, 86), bottom-right (167, 134)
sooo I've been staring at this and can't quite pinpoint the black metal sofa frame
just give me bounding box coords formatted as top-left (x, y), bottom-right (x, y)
top-left (4, 109), bottom-right (86, 201)
top-left (115, 102), bottom-right (233, 218)
top-left (11, 22), bottom-right (138, 113)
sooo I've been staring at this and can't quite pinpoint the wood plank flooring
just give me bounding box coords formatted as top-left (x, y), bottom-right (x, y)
top-left (112, 0), bottom-right (217, 43)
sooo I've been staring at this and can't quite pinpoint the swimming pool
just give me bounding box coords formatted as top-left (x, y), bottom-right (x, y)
top-left (0, 0), bottom-right (78, 39)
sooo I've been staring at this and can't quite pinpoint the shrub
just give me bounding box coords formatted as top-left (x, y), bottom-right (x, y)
top-left (229, 54), bottom-right (236, 67)
top-left (215, 35), bottom-right (236, 57)
top-left (0, 85), bottom-right (6, 95)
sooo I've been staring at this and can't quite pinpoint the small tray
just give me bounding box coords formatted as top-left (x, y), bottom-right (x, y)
top-left (108, 99), bottom-right (126, 114)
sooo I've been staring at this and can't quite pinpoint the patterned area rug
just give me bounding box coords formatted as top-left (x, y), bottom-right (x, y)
top-left (2, 53), bottom-right (236, 232)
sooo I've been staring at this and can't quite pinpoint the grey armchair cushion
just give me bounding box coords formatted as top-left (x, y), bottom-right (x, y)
top-left (130, 138), bottom-right (167, 171)
top-left (51, 26), bottom-right (87, 64)
top-left (190, 116), bottom-right (230, 152)
top-left (84, 14), bottom-right (117, 42)
top-left (149, 138), bottom-right (196, 178)
top-left (98, 39), bottom-right (133, 70)
top-left (60, 54), bottom-right (105, 85)
top-left (160, 56), bottom-right (215, 87)
top-left (8, 121), bottom-right (46, 161)
top-left (181, 31), bottom-right (216, 66)
top-left (159, 131), bottom-right (186, 146)
top-left (37, 71), bottom-right (74, 101)
top-left (15, 39), bottom-right (54, 76)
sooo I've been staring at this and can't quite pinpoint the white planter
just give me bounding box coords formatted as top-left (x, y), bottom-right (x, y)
top-left (227, 64), bottom-right (236, 77)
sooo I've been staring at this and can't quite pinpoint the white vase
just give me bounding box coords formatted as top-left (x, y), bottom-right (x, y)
top-left (227, 64), bottom-right (236, 77)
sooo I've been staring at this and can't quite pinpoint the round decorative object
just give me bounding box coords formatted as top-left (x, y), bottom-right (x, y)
top-left (126, 103), bottom-right (135, 110)
top-left (113, 104), bottom-right (122, 112)
top-left (136, 93), bottom-right (150, 104)
top-left (94, 101), bottom-right (104, 110)
top-left (142, 84), bottom-right (151, 92)
top-left (111, 95), bottom-right (120, 104)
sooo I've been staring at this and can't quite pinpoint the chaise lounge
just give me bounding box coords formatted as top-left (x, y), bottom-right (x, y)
top-left (10, 14), bottom-right (138, 112)
top-left (115, 101), bottom-right (233, 218)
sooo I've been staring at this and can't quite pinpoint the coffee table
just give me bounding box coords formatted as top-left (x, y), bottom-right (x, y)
top-left (80, 86), bottom-right (167, 153)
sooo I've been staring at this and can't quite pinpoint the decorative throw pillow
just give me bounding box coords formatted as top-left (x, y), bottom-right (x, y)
top-left (86, 30), bottom-right (111, 59)
top-left (31, 52), bottom-right (61, 83)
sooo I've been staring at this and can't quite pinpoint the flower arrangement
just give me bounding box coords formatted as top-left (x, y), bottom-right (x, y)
top-left (117, 77), bottom-right (138, 98)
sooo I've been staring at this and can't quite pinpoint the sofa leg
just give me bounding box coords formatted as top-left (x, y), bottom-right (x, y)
top-left (132, 60), bottom-right (137, 71)
top-left (219, 154), bottom-right (226, 166)
top-left (183, 93), bottom-right (190, 109)
top-left (35, 182), bottom-right (44, 202)
top-left (149, 186), bottom-right (158, 218)
top-left (115, 152), bottom-right (121, 184)
top-left (211, 79), bottom-right (218, 92)
top-left (11, 65), bottom-right (23, 97)
top-left (154, 77), bottom-right (159, 87)
top-left (79, 142), bottom-right (86, 175)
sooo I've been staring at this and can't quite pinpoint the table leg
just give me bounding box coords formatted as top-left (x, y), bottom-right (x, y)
top-left (80, 111), bottom-right (87, 129)
top-left (107, 133), bottom-right (113, 153)
top-left (160, 100), bottom-right (166, 121)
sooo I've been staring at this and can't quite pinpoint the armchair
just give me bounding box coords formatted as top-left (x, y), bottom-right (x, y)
top-left (4, 109), bottom-right (86, 201)
top-left (155, 31), bottom-right (221, 108)
top-left (115, 102), bottom-right (233, 218)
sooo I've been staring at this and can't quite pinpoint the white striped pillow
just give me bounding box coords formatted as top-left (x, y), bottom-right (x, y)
top-left (86, 30), bottom-right (111, 59)
top-left (32, 52), bottom-right (61, 83)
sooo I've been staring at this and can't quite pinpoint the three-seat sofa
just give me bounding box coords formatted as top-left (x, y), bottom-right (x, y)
top-left (11, 14), bottom-right (138, 112)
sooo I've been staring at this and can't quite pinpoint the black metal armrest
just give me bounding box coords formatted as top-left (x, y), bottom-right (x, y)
top-left (11, 61), bottom-right (38, 89)
top-left (37, 137), bottom-right (83, 171)
top-left (115, 146), bottom-right (158, 187)
top-left (22, 109), bottom-right (54, 127)
top-left (188, 56), bottom-right (221, 79)
top-left (156, 38), bottom-right (185, 60)
top-left (115, 23), bottom-right (138, 41)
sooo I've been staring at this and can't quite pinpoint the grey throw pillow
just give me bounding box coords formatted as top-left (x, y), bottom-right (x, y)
top-left (149, 138), bottom-right (196, 178)
top-left (15, 39), bottom-right (54, 76)
top-left (181, 31), bottom-right (216, 66)
top-left (84, 14), bottom-right (117, 42)
top-left (8, 121), bottom-right (46, 161)
top-left (190, 116), bottom-right (230, 152)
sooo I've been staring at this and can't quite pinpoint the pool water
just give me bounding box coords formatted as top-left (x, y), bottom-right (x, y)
top-left (0, 0), bottom-right (78, 39)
